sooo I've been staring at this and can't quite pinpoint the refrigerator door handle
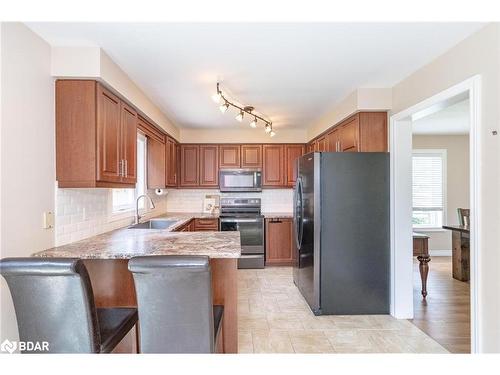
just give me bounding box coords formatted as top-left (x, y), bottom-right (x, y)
top-left (293, 177), bottom-right (304, 250)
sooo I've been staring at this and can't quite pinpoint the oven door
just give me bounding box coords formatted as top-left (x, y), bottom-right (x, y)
top-left (220, 217), bottom-right (264, 254)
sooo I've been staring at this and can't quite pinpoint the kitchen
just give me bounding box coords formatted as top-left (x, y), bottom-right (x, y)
top-left (1, 19), bottom-right (499, 361)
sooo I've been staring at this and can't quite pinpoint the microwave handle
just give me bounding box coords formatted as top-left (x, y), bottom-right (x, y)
top-left (220, 218), bottom-right (262, 223)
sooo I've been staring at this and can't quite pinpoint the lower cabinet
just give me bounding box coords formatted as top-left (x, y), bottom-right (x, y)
top-left (175, 218), bottom-right (218, 232)
top-left (265, 218), bottom-right (294, 266)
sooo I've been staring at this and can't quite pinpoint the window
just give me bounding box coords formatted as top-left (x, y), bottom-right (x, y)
top-left (111, 133), bottom-right (147, 215)
top-left (412, 149), bottom-right (446, 229)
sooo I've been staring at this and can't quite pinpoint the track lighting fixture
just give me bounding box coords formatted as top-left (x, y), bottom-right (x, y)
top-left (213, 82), bottom-right (276, 137)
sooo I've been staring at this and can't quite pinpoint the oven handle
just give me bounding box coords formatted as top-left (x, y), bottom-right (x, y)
top-left (220, 218), bottom-right (262, 223)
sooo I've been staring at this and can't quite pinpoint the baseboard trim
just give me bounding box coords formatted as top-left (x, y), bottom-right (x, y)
top-left (429, 250), bottom-right (452, 257)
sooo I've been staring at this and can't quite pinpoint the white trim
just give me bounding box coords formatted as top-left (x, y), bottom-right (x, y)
top-left (390, 75), bottom-right (481, 353)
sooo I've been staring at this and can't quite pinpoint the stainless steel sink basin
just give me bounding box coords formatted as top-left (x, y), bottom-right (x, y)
top-left (128, 219), bottom-right (177, 230)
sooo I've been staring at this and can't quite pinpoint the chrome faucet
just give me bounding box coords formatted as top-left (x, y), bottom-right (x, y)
top-left (135, 194), bottom-right (156, 224)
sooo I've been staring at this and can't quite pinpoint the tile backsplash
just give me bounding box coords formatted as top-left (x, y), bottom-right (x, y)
top-left (165, 189), bottom-right (294, 213)
top-left (55, 187), bottom-right (293, 246)
top-left (55, 187), bottom-right (167, 246)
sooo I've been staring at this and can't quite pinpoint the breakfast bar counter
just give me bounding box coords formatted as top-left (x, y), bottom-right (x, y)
top-left (33, 228), bottom-right (241, 353)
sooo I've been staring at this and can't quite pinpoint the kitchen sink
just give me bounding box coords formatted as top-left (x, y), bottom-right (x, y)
top-left (128, 219), bottom-right (177, 230)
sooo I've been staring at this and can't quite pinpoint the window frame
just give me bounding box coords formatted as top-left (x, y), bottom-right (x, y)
top-left (411, 148), bottom-right (447, 231)
top-left (108, 132), bottom-right (149, 222)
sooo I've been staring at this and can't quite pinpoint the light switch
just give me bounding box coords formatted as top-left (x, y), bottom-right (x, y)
top-left (43, 211), bottom-right (54, 229)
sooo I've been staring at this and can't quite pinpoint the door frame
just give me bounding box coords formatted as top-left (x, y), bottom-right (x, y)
top-left (389, 75), bottom-right (481, 353)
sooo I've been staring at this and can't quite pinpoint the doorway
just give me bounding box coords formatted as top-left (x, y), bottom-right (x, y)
top-left (389, 76), bottom-right (481, 353)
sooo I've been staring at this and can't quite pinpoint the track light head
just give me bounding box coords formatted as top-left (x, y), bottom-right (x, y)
top-left (219, 101), bottom-right (229, 113)
top-left (249, 117), bottom-right (257, 128)
top-left (265, 124), bottom-right (272, 133)
top-left (235, 110), bottom-right (244, 122)
top-left (212, 92), bottom-right (222, 103)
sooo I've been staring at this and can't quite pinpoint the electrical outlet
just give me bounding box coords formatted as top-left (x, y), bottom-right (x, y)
top-left (43, 211), bottom-right (54, 229)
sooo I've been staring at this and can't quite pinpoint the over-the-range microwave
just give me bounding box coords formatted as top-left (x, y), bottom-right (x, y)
top-left (219, 169), bottom-right (262, 192)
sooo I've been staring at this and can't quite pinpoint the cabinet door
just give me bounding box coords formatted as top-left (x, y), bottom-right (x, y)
top-left (147, 137), bottom-right (166, 189)
top-left (316, 136), bottom-right (327, 152)
top-left (165, 137), bottom-right (177, 187)
top-left (358, 112), bottom-right (388, 152)
top-left (326, 129), bottom-right (339, 152)
top-left (96, 85), bottom-right (122, 183)
top-left (339, 115), bottom-right (359, 152)
top-left (180, 145), bottom-right (199, 187)
top-left (120, 102), bottom-right (137, 184)
top-left (265, 218), bottom-right (293, 266)
top-left (262, 144), bottom-right (285, 187)
top-left (241, 144), bottom-right (262, 168)
top-left (285, 144), bottom-right (305, 187)
top-left (199, 145), bottom-right (219, 187)
top-left (219, 145), bottom-right (241, 168)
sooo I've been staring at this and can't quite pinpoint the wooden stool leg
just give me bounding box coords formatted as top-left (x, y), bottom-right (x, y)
top-left (417, 255), bottom-right (431, 298)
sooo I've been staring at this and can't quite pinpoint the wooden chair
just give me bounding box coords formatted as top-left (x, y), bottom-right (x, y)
top-left (457, 208), bottom-right (470, 226)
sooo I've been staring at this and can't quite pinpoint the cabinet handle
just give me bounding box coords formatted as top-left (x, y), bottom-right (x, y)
top-left (124, 159), bottom-right (128, 178)
top-left (119, 160), bottom-right (123, 177)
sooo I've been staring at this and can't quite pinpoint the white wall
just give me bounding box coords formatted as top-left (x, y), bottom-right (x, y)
top-left (392, 23), bottom-right (500, 352)
top-left (0, 23), bottom-right (55, 342)
top-left (412, 135), bottom-right (470, 253)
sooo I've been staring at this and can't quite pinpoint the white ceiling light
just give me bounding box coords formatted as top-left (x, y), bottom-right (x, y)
top-left (249, 117), bottom-right (257, 128)
top-left (219, 101), bottom-right (229, 113)
top-left (270, 130), bottom-right (276, 137)
top-left (235, 110), bottom-right (244, 122)
top-left (212, 92), bottom-right (222, 103)
top-left (264, 124), bottom-right (272, 133)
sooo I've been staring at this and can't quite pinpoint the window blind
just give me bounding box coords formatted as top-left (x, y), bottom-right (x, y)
top-left (412, 153), bottom-right (444, 211)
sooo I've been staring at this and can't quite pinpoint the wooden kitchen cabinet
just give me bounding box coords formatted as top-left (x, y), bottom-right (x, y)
top-left (262, 144), bottom-right (285, 187)
top-left (147, 136), bottom-right (166, 189)
top-left (339, 115), bottom-right (359, 152)
top-left (285, 144), bottom-right (305, 187)
top-left (56, 80), bottom-right (137, 188)
top-left (193, 218), bottom-right (219, 231)
top-left (241, 144), bottom-right (262, 168)
top-left (326, 129), bottom-right (339, 152)
top-left (179, 144), bottom-right (199, 187)
top-left (316, 136), bottom-right (327, 152)
top-left (165, 136), bottom-right (178, 187)
top-left (358, 112), bottom-right (388, 152)
top-left (265, 218), bottom-right (293, 266)
top-left (199, 145), bottom-right (219, 187)
top-left (219, 145), bottom-right (241, 168)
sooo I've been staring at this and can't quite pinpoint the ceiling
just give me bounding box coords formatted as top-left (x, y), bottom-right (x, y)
top-left (27, 22), bottom-right (484, 130)
top-left (412, 98), bottom-right (470, 135)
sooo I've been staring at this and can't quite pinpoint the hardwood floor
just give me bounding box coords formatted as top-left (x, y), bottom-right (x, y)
top-left (411, 256), bottom-right (470, 353)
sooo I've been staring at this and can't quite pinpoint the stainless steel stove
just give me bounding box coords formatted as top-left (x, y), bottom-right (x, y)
top-left (220, 198), bottom-right (264, 269)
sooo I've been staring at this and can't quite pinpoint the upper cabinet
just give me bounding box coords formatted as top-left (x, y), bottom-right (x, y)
top-left (180, 145), bottom-right (200, 187)
top-left (165, 136), bottom-right (178, 187)
top-left (241, 144), bottom-right (262, 168)
top-left (219, 145), bottom-right (241, 168)
top-left (262, 144), bottom-right (285, 187)
top-left (199, 145), bottom-right (219, 187)
top-left (56, 80), bottom-right (137, 188)
top-left (285, 144), bottom-right (305, 187)
top-left (308, 111), bottom-right (388, 154)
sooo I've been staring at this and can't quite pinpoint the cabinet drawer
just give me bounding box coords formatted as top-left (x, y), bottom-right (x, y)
top-left (194, 218), bottom-right (219, 231)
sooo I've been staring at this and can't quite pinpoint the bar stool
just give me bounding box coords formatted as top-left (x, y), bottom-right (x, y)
top-left (0, 257), bottom-right (138, 353)
top-left (128, 255), bottom-right (223, 353)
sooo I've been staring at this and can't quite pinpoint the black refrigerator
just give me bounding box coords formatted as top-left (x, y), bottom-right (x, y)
top-left (292, 152), bottom-right (390, 315)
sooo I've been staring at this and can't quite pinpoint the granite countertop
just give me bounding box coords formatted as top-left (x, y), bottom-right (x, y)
top-left (151, 212), bottom-right (220, 231)
top-left (32, 212), bottom-right (240, 260)
top-left (262, 212), bottom-right (293, 219)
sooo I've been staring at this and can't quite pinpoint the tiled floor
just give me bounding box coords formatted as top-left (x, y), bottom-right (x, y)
top-left (238, 267), bottom-right (448, 353)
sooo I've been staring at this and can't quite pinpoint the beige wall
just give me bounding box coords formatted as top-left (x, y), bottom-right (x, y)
top-left (180, 127), bottom-right (307, 143)
top-left (51, 46), bottom-right (180, 139)
top-left (412, 135), bottom-right (470, 252)
top-left (0, 23), bottom-right (55, 342)
top-left (307, 88), bottom-right (392, 140)
top-left (393, 23), bottom-right (500, 352)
